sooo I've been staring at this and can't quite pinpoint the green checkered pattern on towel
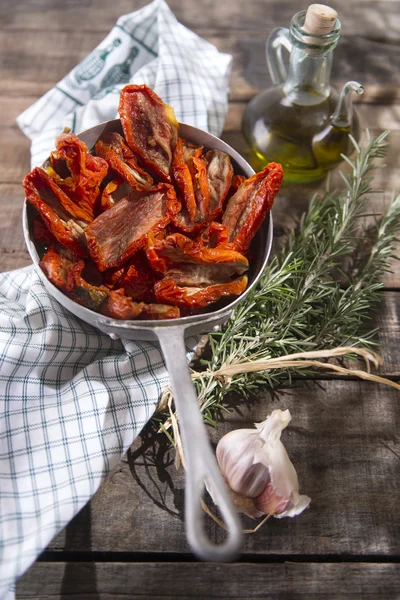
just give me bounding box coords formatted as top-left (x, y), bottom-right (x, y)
top-left (17, 0), bottom-right (231, 169)
top-left (2, 0), bottom-right (232, 596)
top-left (0, 267), bottom-right (168, 597)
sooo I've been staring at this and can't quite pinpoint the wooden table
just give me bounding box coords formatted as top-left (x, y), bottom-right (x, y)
top-left (1, 0), bottom-right (399, 597)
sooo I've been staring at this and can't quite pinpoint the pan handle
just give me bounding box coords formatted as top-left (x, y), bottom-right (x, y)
top-left (155, 326), bottom-right (243, 562)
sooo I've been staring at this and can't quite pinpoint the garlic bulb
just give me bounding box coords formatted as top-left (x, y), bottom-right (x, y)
top-left (216, 428), bottom-right (270, 497)
top-left (215, 409), bottom-right (311, 519)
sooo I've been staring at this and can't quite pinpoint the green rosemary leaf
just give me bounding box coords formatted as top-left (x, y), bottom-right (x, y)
top-left (156, 132), bottom-right (400, 432)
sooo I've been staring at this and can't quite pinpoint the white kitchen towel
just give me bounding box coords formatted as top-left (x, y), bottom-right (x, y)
top-left (1, 1), bottom-right (232, 597)
top-left (17, 0), bottom-right (232, 168)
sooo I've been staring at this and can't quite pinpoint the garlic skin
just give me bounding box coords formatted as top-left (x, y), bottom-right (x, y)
top-left (215, 409), bottom-right (311, 519)
top-left (253, 409), bottom-right (311, 518)
top-left (216, 428), bottom-right (270, 497)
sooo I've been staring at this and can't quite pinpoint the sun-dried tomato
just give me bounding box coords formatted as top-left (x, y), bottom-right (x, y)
top-left (85, 184), bottom-right (180, 271)
top-left (40, 247), bottom-right (82, 293)
top-left (32, 216), bottom-right (57, 247)
top-left (227, 174), bottom-right (246, 199)
top-left (172, 138), bottom-right (202, 222)
top-left (205, 149), bottom-right (233, 220)
top-left (222, 163), bottom-right (283, 253)
top-left (146, 231), bottom-right (248, 278)
top-left (23, 168), bottom-right (89, 258)
top-left (154, 275), bottom-right (248, 309)
top-left (47, 132), bottom-right (108, 219)
top-left (95, 132), bottom-right (153, 191)
top-left (117, 252), bottom-right (156, 301)
top-left (101, 288), bottom-right (179, 320)
top-left (172, 141), bottom-right (233, 232)
top-left (25, 84), bottom-right (284, 322)
top-left (99, 177), bottom-right (124, 212)
top-left (119, 85), bottom-right (178, 182)
top-left (40, 247), bottom-right (108, 310)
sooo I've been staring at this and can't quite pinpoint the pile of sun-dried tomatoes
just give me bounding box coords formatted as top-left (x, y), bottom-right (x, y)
top-left (23, 84), bottom-right (283, 320)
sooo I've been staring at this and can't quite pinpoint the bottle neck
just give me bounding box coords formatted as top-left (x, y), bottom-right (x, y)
top-left (280, 9), bottom-right (341, 106)
top-left (283, 46), bottom-right (333, 106)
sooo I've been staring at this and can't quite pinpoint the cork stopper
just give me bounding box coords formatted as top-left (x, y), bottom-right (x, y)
top-left (303, 4), bottom-right (338, 35)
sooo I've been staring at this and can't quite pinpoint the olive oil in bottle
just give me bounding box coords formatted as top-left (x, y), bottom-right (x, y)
top-left (242, 4), bottom-right (363, 183)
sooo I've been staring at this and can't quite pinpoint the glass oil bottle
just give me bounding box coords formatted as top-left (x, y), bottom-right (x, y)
top-left (241, 4), bottom-right (363, 183)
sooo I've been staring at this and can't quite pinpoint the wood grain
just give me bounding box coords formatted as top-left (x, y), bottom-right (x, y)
top-left (1, 31), bottom-right (400, 103)
top-left (16, 562), bottom-right (400, 599)
top-left (46, 381), bottom-right (400, 556)
top-left (3, 0), bottom-right (400, 39)
top-left (3, 0), bottom-right (400, 596)
top-left (0, 185), bottom-right (31, 271)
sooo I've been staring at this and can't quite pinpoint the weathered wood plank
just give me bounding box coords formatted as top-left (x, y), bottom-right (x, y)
top-left (4, 0), bottom-right (400, 40)
top-left (0, 128), bottom-right (31, 184)
top-left (0, 96), bottom-right (45, 127)
top-left (0, 30), bottom-right (399, 103)
top-left (0, 184), bottom-right (32, 271)
top-left (16, 561), bottom-right (400, 599)
top-left (2, 1), bottom-right (400, 596)
top-left (46, 381), bottom-right (400, 556)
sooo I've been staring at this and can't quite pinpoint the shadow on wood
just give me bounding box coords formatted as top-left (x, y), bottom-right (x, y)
top-left (126, 425), bottom-right (185, 520)
top-left (60, 503), bottom-right (99, 600)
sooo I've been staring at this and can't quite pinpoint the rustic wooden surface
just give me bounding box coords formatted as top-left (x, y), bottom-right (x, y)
top-left (0, 0), bottom-right (399, 598)
top-left (16, 563), bottom-right (400, 599)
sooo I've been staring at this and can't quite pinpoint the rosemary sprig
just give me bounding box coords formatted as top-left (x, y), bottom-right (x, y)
top-left (159, 131), bottom-right (400, 429)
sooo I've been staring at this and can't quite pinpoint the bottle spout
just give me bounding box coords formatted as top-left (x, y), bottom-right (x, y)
top-left (330, 81), bottom-right (364, 128)
top-left (312, 80), bottom-right (363, 171)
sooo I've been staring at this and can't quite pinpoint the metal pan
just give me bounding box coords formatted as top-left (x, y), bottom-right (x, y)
top-left (23, 120), bottom-right (273, 562)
